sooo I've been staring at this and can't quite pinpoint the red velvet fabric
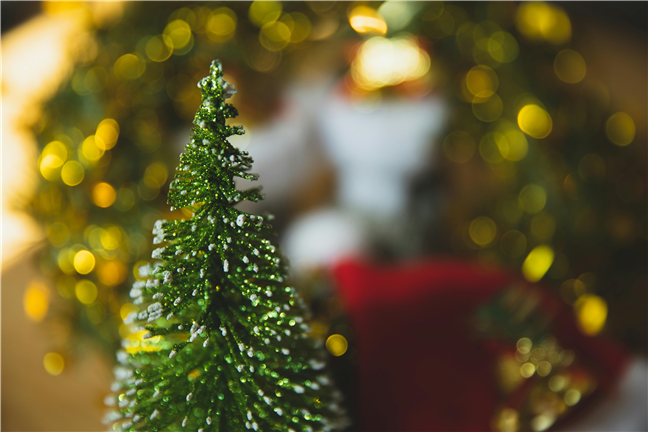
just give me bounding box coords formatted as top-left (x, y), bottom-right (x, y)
top-left (332, 258), bottom-right (628, 432)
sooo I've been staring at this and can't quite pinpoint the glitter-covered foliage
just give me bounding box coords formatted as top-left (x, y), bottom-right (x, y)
top-left (106, 60), bottom-right (345, 432)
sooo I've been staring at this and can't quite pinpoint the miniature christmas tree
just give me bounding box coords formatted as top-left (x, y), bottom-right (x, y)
top-left (106, 60), bottom-right (345, 432)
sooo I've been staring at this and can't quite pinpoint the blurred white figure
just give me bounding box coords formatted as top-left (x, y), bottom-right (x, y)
top-left (284, 86), bottom-right (446, 276)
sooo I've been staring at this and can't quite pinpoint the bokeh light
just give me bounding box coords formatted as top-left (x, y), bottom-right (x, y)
top-left (43, 352), bottom-right (65, 376)
top-left (73, 250), bottom-right (96, 274)
top-left (469, 216), bottom-right (497, 247)
top-left (554, 49), bottom-right (586, 84)
top-left (517, 105), bottom-right (552, 139)
top-left (605, 112), bottom-right (635, 146)
top-left (351, 36), bottom-right (430, 91)
top-left (574, 294), bottom-right (607, 335)
top-left (92, 182), bottom-right (116, 208)
top-left (326, 334), bottom-right (348, 356)
top-left (522, 245), bottom-right (554, 282)
top-left (349, 6), bottom-right (387, 35)
top-left (24, 281), bottom-right (50, 322)
top-left (60, 160), bottom-right (85, 186)
top-left (516, 2), bottom-right (571, 45)
top-left (75, 279), bottom-right (98, 305)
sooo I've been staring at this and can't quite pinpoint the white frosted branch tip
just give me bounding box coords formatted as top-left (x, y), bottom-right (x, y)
top-left (223, 260), bottom-right (229, 272)
top-left (182, 417), bottom-right (188, 427)
top-left (150, 410), bottom-right (160, 420)
top-left (169, 350), bottom-right (177, 358)
top-left (186, 392), bottom-right (193, 402)
top-left (294, 385), bottom-right (304, 394)
top-left (236, 214), bottom-right (246, 226)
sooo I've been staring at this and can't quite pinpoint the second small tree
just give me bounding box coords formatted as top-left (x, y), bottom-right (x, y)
top-left (107, 60), bottom-right (345, 432)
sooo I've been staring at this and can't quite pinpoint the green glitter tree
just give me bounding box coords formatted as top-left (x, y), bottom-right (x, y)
top-left (106, 60), bottom-right (345, 432)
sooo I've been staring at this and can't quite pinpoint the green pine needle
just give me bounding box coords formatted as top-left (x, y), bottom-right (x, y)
top-left (107, 60), bottom-right (345, 432)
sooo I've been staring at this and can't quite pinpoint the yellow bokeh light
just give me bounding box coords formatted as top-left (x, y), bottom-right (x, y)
top-left (46, 221), bottom-right (70, 247)
top-left (95, 118), bottom-right (119, 149)
top-left (469, 216), bottom-right (497, 247)
top-left (516, 2), bottom-right (571, 45)
top-left (260, 20), bottom-right (292, 51)
top-left (164, 19), bottom-right (193, 52)
top-left (81, 135), bottom-right (106, 161)
top-left (549, 375), bottom-right (566, 392)
top-left (574, 294), bottom-right (607, 335)
top-left (466, 65), bottom-right (498, 98)
top-left (519, 184), bottom-right (547, 214)
top-left (60, 160), bottom-right (85, 186)
top-left (44, 352), bottom-right (65, 376)
top-left (480, 132), bottom-right (506, 163)
top-left (517, 337), bottom-right (533, 354)
top-left (564, 389), bottom-right (581, 406)
top-left (124, 330), bottom-right (164, 354)
top-left (530, 413), bottom-right (555, 432)
top-left (207, 7), bottom-right (237, 43)
top-left (98, 260), bottom-right (128, 286)
top-left (487, 31), bottom-right (519, 63)
top-left (75, 279), bottom-right (98, 305)
top-left (288, 12), bottom-right (311, 43)
top-left (502, 130), bottom-right (529, 161)
top-left (92, 182), bottom-right (116, 208)
top-left (100, 225), bottom-right (122, 250)
top-left (522, 245), bottom-right (554, 282)
top-left (326, 334), bottom-right (348, 357)
top-left (518, 104), bottom-right (552, 139)
top-left (114, 53), bottom-right (146, 80)
top-left (473, 94), bottom-right (503, 122)
top-left (24, 281), bottom-right (50, 322)
top-left (536, 361), bottom-right (552, 377)
top-left (120, 303), bottom-right (138, 320)
top-left (349, 6), bottom-right (388, 35)
top-left (554, 49), bottom-right (586, 84)
top-left (73, 250), bottom-right (95, 274)
top-left (249, 1), bottom-right (282, 28)
top-left (520, 362), bottom-right (536, 378)
top-left (39, 141), bottom-right (68, 180)
top-left (605, 112), bottom-right (635, 147)
top-left (351, 36), bottom-right (430, 91)
top-left (146, 34), bottom-right (174, 62)
top-left (444, 131), bottom-right (475, 163)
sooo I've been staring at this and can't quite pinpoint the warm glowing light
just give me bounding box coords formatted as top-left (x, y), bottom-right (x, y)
top-left (536, 361), bottom-right (552, 377)
top-left (146, 34), bottom-right (174, 62)
top-left (469, 216), bottom-right (497, 247)
top-left (554, 49), bottom-right (586, 84)
top-left (124, 330), bottom-right (164, 354)
top-left (61, 160), bottom-right (85, 186)
top-left (549, 375), bottom-right (566, 392)
top-left (164, 19), bottom-right (193, 53)
top-left (487, 31), bottom-right (519, 63)
top-left (248, 1), bottom-right (282, 28)
top-left (519, 184), bottom-right (547, 214)
top-left (501, 130), bottom-right (528, 161)
top-left (516, 2), bottom-right (571, 45)
top-left (81, 135), bottom-right (106, 161)
top-left (98, 260), bottom-right (128, 286)
top-left (530, 413), bottom-right (555, 432)
top-left (287, 12), bottom-right (311, 43)
top-left (378, 1), bottom-right (420, 31)
top-left (75, 279), bottom-right (98, 305)
top-left (466, 65), bottom-right (498, 98)
top-left (605, 112), bottom-right (635, 147)
top-left (92, 182), bottom-right (116, 208)
top-left (518, 104), bottom-right (552, 139)
top-left (564, 389), bottom-right (581, 406)
top-left (44, 352), bottom-right (65, 376)
top-left (114, 53), bottom-right (146, 80)
top-left (574, 294), bottom-right (607, 335)
top-left (95, 118), bottom-right (119, 149)
top-left (352, 36), bottom-right (430, 91)
top-left (73, 250), bottom-right (96, 274)
top-left (120, 303), bottom-right (139, 321)
top-left (522, 245), bottom-right (554, 282)
top-left (100, 225), bottom-right (122, 250)
top-left (39, 141), bottom-right (68, 180)
top-left (207, 7), bottom-right (237, 43)
top-left (326, 334), bottom-right (348, 356)
top-left (24, 281), bottom-right (50, 322)
top-left (444, 131), bottom-right (475, 163)
top-left (349, 6), bottom-right (388, 35)
top-left (516, 337), bottom-right (533, 354)
top-left (520, 362), bottom-right (536, 378)
top-left (260, 20), bottom-right (292, 51)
